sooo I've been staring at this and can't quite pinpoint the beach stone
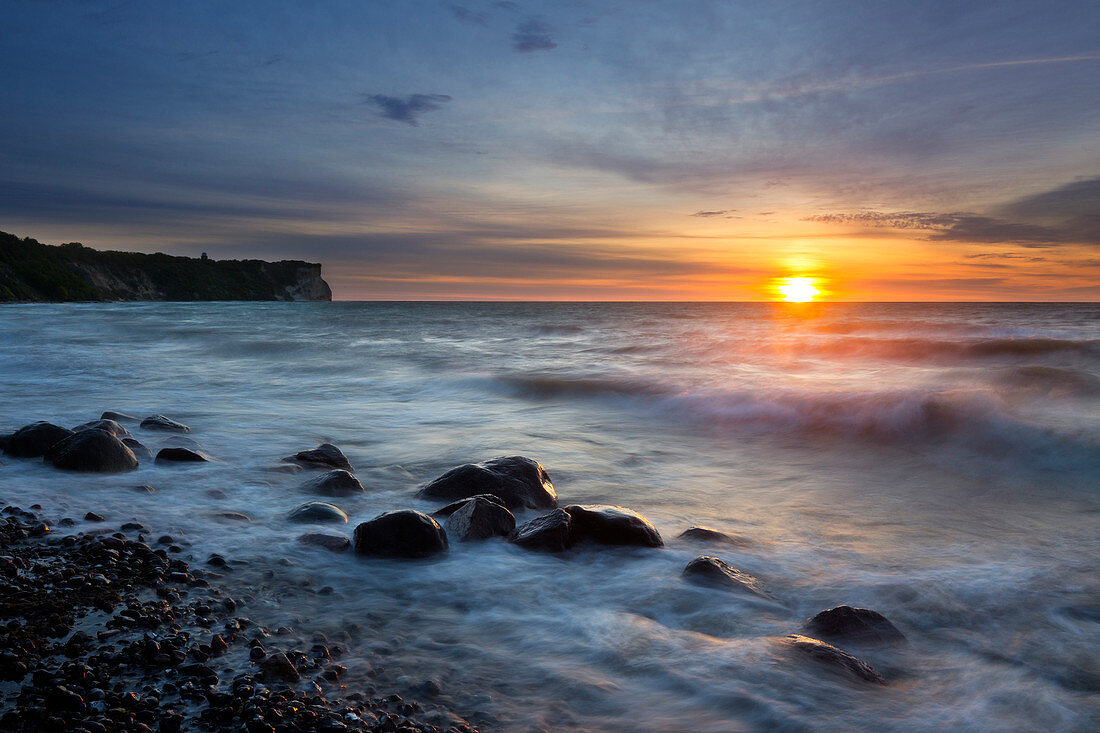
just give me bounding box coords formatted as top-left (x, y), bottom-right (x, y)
top-left (564, 504), bottom-right (663, 547)
top-left (288, 502), bottom-right (349, 524)
top-left (298, 533), bottom-right (351, 552)
top-left (418, 456), bottom-right (557, 510)
top-left (511, 509), bottom-right (573, 552)
top-left (71, 418), bottom-right (130, 439)
top-left (443, 496), bottom-right (516, 541)
top-left (121, 437), bottom-right (153, 460)
top-left (353, 510), bottom-right (448, 558)
top-left (140, 414), bottom-right (191, 432)
top-left (260, 652), bottom-right (300, 682)
top-left (212, 511), bottom-right (251, 522)
top-left (682, 555), bottom-right (766, 595)
top-left (155, 447), bottom-right (212, 463)
top-left (678, 526), bottom-right (748, 546)
top-left (432, 493), bottom-right (510, 517)
top-left (805, 605), bottom-right (906, 645)
top-left (265, 463), bottom-right (303, 474)
top-left (291, 443), bottom-right (353, 471)
top-left (161, 435), bottom-right (203, 449)
top-left (783, 634), bottom-right (886, 684)
top-left (44, 429), bottom-right (138, 472)
top-left (100, 410), bottom-right (139, 423)
top-left (301, 469), bottom-right (364, 496)
top-left (4, 422), bottom-right (74, 457)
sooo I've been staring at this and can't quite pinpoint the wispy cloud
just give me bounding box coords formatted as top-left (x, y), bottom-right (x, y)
top-left (512, 19), bottom-right (557, 52)
top-left (364, 93), bottom-right (452, 125)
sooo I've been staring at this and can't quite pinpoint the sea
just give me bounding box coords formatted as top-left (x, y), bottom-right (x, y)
top-left (1, 301), bottom-right (1098, 732)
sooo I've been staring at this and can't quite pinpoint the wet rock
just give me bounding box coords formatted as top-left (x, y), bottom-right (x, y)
top-left (72, 418), bottom-right (131, 438)
top-left (678, 526), bottom-right (749, 546)
top-left (287, 502), bottom-right (349, 524)
top-left (297, 533), bottom-right (351, 552)
top-left (290, 443), bottom-right (353, 471)
top-left (161, 435), bottom-right (203, 449)
top-left (122, 438), bottom-right (153, 460)
top-left (84, 512), bottom-right (106, 522)
top-left (511, 509), bottom-right (573, 552)
top-left (45, 429), bottom-right (139, 472)
top-left (263, 463), bottom-right (302, 474)
top-left (443, 496), bottom-right (515, 541)
top-left (682, 555), bottom-right (766, 595)
top-left (417, 456), bottom-right (557, 510)
top-left (783, 634), bottom-right (887, 684)
top-left (133, 484), bottom-right (157, 494)
top-left (564, 504), bottom-right (663, 547)
top-left (432, 493), bottom-right (509, 517)
top-left (353, 510), bottom-right (448, 558)
top-left (154, 447), bottom-right (212, 464)
top-left (4, 421), bottom-right (74, 457)
top-left (100, 410), bottom-right (139, 422)
top-left (211, 511), bottom-right (251, 522)
top-left (300, 469), bottom-right (364, 496)
top-left (139, 414), bottom-right (191, 433)
top-left (259, 652), bottom-right (300, 682)
top-left (805, 605), bottom-right (906, 645)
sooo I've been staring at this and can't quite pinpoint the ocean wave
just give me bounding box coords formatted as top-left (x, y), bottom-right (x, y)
top-left (767, 336), bottom-right (1100, 363)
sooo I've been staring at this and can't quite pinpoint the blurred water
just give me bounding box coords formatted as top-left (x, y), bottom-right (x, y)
top-left (1, 302), bottom-right (1098, 731)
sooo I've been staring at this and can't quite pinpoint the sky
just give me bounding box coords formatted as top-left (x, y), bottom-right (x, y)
top-left (2, 0), bottom-right (1098, 300)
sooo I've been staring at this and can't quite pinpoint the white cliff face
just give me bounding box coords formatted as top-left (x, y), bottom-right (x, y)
top-left (283, 265), bottom-right (333, 301)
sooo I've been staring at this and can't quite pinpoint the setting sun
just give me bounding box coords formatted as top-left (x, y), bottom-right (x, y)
top-left (776, 277), bottom-right (821, 302)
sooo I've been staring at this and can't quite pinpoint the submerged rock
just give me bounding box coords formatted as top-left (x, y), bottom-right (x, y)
top-left (291, 443), bottom-right (353, 471)
top-left (301, 469), bottom-right (364, 496)
top-left (155, 447), bottom-right (212, 463)
top-left (682, 555), bottom-right (766, 595)
top-left (353, 510), bottom-right (448, 558)
top-left (161, 435), bottom-right (203, 450)
top-left (511, 509), bottom-right (573, 553)
top-left (298, 533), bottom-right (351, 552)
top-left (4, 422), bottom-right (74, 457)
top-left (564, 504), bottom-right (663, 547)
top-left (100, 410), bottom-right (139, 423)
top-left (443, 496), bottom-right (516, 541)
top-left (72, 418), bottom-right (131, 438)
top-left (44, 429), bottom-right (138, 472)
top-left (418, 456), bottom-right (557, 510)
top-left (122, 437), bottom-right (153, 460)
top-left (433, 493), bottom-right (509, 517)
top-left (140, 414), bottom-right (191, 433)
top-left (288, 501), bottom-right (349, 524)
top-left (805, 605), bottom-right (906, 645)
top-left (678, 526), bottom-right (749, 546)
top-left (783, 634), bottom-right (886, 685)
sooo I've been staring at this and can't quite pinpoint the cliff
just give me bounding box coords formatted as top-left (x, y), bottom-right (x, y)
top-left (0, 231), bottom-right (332, 302)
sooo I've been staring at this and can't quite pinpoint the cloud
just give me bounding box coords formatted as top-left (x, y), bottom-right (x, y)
top-left (364, 93), bottom-right (452, 125)
top-left (689, 210), bottom-right (730, 217)
top-left (512, 19), bottom-right (557, 52)
top-left (449, 4), bottom-right (487, 26)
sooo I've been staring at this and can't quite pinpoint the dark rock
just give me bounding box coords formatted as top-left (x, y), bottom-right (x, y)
top-left (161, 435), bottom-right (203, 449)
top-left (122, 438), bottom-right (154, 460)
top-left (417, 456), bottom-right (557, 510)
top-left (353, 510), bottom-right (448, 558)
top-left (677, 526), bottom-right (749, 546)
top-left (510, 509), bottom-right (573, 552)
top-left (564, 504), bottom-right (663, 547)
top-left (154, 447), bottom-right (212, 464)
top-left (72, 418), bottom-right (131, 438)
top-left (259, 652), bottom-right (299, 682)
top-left (140, 415), bottom-right (191, 433)
top-left (263, 463), bottom-right (302, 474)
top-left (4, 421), bottom-right (74, 457)
top-left (805, 605), bottom-right (906, 645)
top-left (300, 469), bottom-right (364, 496)
top-left (682, 555), bottom-right (766, 595)
top-left (291, 443), bottom-right (353, 471)
top-left (133, 484), bottom-right (157, 494)
top-left (44, 429), bottom-right (139, 472)
top-left (432, 493), bottom-right (509, 517)
top-left (443, 496), bottom-right (515, 541)
top-left (297, 533), bottom-right (351, 552)
top-left (287, 502), bottom-right (349, 524)
top-left (783, 634), bottom-right (887, 684)
top-left (84, 512), bottom-right (106, 522)
top-left (211, 511), bottom-right (251, 522)
top-left (101, 410), bottom-right (139, 423)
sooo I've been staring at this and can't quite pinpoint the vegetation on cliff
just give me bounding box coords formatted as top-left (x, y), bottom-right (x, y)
top-left (0, 231), bottom-right (331, 302)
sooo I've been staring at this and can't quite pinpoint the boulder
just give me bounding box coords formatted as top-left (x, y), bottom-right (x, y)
top-left (4, 422), bottom-right (74, 457)
top-left (417, 456), bottom-right (557, 510)
top-left (121, 438), bottom-right (153, 460)
top-left (100, 410), bottom-right (139, 423)
top-left (678, 526), bottom-right (749, 546)
top-left (288, 502), bottom-right (349, 524)
top-left (155, 447), bottom-right (212, 463)
top-left (291, 443), bottom-right (353, 471)
top-left (298, 533), bottom-right (351, 552)
top-left (72, 419), bottom-right (131, 438)
top-left (140, 414), bottom-right (191, 433)
top-left (353, 510), bottom-right (448, 558)
top-left (682, 556), bottom-right (766, 595)
top-left (443, 496), bottom-right (516, 541)
top-left (805, 605), bottom-right (906, 645)
top-left (44, 429), bottom-right (138, 472)
top-left (432, 493), bottom-right (509, 518)
top-left (301, 469), bottom-right (364, 496)
top-left (510, 509), bottom-right (573, 553)
top-left (783, 634), bottom-right (886, 685)
top-left (161, 435), bottom-right (203, 449)
top-left (564, 504), bottom-right (663, 547)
